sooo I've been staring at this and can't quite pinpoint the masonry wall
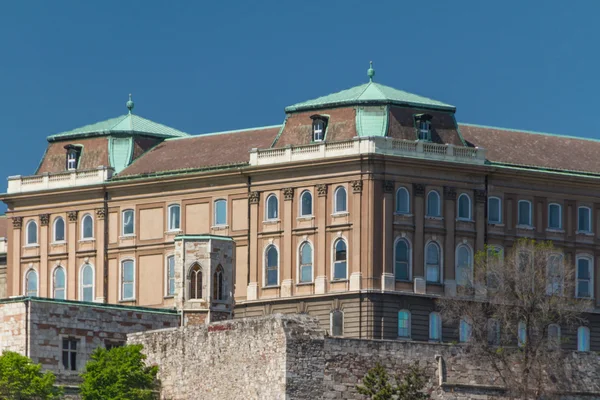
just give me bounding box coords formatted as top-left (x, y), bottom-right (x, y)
top-left (0, 300), bottom-right (27, 354)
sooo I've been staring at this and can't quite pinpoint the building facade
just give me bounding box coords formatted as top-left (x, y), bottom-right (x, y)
top-left (3, 65), bottom-right (600, 349)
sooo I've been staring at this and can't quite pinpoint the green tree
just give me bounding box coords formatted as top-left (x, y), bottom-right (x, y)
top-left (357, 363), bottom-right (430, 400)
top-left (0, 351), bottom-right (62, 399)
top-left (80, 344), bottom-right (159, 400)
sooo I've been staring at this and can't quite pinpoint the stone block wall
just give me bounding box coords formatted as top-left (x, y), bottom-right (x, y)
top-left (0, 300), bottom-right (26, 354)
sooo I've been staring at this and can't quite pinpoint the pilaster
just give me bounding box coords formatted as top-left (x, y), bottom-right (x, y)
top-left (351, 180), bottom-right (363, 289)
top-left (11, 217), bottom-right (22, 296)
top-left (247, 192), bottom-right (260, 300)
top-left (413, 184), bottom-right (425, 280)
top-left (382, 180), bottom-right (394, 291)
top-left (443, 187), bottom-right (456, 282)
top-left (67, 211), bottom-right (78, 299)
top-left (95, 208), bottom-right (106, 302)
top-left (39, 214), bottom-right (49, 298)
top-left (282, 188), bottom-right (293, 297)
top-left (475, 190), bottom-right (486, 252)
top-left (316, 184), bottom-right (327, 294)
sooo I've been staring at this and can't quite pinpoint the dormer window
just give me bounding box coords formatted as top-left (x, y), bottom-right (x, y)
top-left (64, 145), bottom-right (81, 171)
top-left (310, 115), bottom-right (328, 142)
top-left (414, 114), bottom-right (433, 141)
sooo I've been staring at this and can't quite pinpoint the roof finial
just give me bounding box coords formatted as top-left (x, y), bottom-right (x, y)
top-left (367, 61), bottom-right (375, 82)
top-left (126, 93), bottom-right (134, 114)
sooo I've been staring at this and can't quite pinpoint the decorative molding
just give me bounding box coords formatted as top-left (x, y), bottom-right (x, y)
top-left (283, 187), bottom-right (294, 201)
top-left (248, 191), bottom-right (260, 205)
top-left (12, 217), bottom-right (23, 229)
top-left (351, 180), bottom-right (363, 193)
top-left (475, 189), bottom-right (487, 203)
top-left (443, 186), bottom-right (457, 200)
top-left (316, 184), bottom-right (328, 197)
top-left (95, 208), bottom-right (106, 220)
top-left (39, 214), bottom-right (50, 226)
top-left (67, 211), bottom-right (78, 222)
top-left (413, 183), bottom-right (425, 197)
top-left (383, 180), bottom-right (394, 193)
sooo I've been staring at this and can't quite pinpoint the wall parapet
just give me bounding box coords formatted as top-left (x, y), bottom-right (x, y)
top-left (7, 166), bottom-right (114, 194)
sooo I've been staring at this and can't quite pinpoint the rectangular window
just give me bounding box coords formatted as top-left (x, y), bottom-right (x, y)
top-left (214, 200), bottom-right (227, 226)
top-left (418, 120), bottom-right (431, 141)
top-left (121, 260), bottom-right (134, 300)
top-left (62, 338), bottom-right (78, 371)
top-left (300, 265), bottom-right (312, 283)
top-left (548, 204), bottom-right (561, 229)
top-left (398, 311), bottom-right (410, 338)
top-left (577, 258), bottom-right (592, 298)
top-left (122, 210), bottom-right (134, 235)
top-left (167, 256), bottom-right (175, 296)
top-left (578, 207), bottom-right (591, 233)
top-left (488, 197), bottom-right (501, 224)
top-left (518, 201), bottom-right (531, 226)
top-left (168, 205), bottom-right (180, 231)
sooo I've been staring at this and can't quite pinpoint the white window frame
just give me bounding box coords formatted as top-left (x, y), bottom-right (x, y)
top-left (167, 204), bottom-right (181, 231)
top-left (397, 309), bottom-right (411, 339)
top-left (331, 237), bottom-right (348, 281)
top-left (429, 312), bottom-right (442, 342)
top-left (333, 186), bottom-right (347, 214)
top-left (120, 259), bottom-right (135, 301)
top-left (53, 217), bottom-right (66, 243)
top-left (330, 310), bottom-right (344, 336)
top-left (547, 203), bottom-right (562, 230)
top-left (297, 241), bottom-right (314, 284)
top-left (26, 220), bottom-right (38, 245)
top-left (426, 190), bottom-right (441, 217)
top-left (24, 268), bottom-right (38, 297)
top-left (577, 326), bottom-right (590, 352)
top-left (122, 209), bottom-right (135, 236)
top-left (263, 244), bottom-right (280, 287)
top-left (393, 237), bottom-right (412, 281)
top-left (165, 254), bottom-right (176, 297)
top-left (214, 199), bottom-right (227, 226)
top-left (457, 193), bottom-right (471, 221)
top-left (518, 200), bottom-right (532, 226)
top-left (575, 254), bottom-right (593, 299)
top-left (577, 206), bottom-right (592, 233)
top-left (299, 190), bottom-right (313, 217)
top-left (418, 120), bottom-right (431, 141)
top-left (425, 241), bottom-right (442, 283)
top-left (265, 194), bottom-right (279, 221)
top-left (81, 214), bottom-right (94, 240)
top-left (313, 121), bottom-right (325, 142)
top-left (455, 244), bottom-right (473, 286)
top-left (67, 151), bottom-right (78, 171)
top-left (395, 187), bottom-right (410, 214)
top-left (52, 265), bottom-right (66, 300)
top-left (79, 263), bottom-right (94, 302)
top-left (487, 196), bottom-right (502, 224)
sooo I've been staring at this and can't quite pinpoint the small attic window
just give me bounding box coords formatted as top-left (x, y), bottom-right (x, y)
top-left (64, 145), bottom-right (81, 171)
top-left (414, 114), bottom-right (433, 141)
top-left (310, 115), bottom-right (328, 142)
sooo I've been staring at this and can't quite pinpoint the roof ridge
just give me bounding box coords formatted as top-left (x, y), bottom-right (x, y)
top-left (459, 122), bottom-right (600, 144)
top-left (165, 124), bottom-right (282, 141)
top-left (357, 81), bottom-right (375, 99)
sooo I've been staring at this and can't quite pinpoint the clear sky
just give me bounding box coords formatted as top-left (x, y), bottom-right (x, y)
top-left (0, 0), bottom-right (599, 211)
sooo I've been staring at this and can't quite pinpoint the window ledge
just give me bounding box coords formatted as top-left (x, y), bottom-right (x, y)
top-left (395, 279), bottom-right (412, 283)
top-left (397, 336), bottom-right (411, 341)
top-left (119, 298), bottom-right (135, 303)
top-left (119, 234), bottom-right (136, 239)
top-left (516, 224), bottom-right (534, 230)
top-left (23, 244), bottom-right (40, 248)
top-left (262, 285), bottom-right (280, 289)
top-left (487, 222), bottom-right (504, 226)
top-left (546, 228), bottom-right (565, 233)
top-left (50, 241), bottom-right (67, 246)
top-left (165, 229), bottom-right (182, 234)
top-left (426, 281), bottom-right (443, 286)
top-left (456, 218), bottom-right (474, 223)
top-left (211, 225), bottom-right (229, 231)
top-left (296, 281), bottom-right (314, 286)
top-left (576, 230), bottom-right (594, 236)
top-left (78, 238), bottom-right (95, 243)
top-left (262, 219), bottom-right (280, 224)
top-left (331, 212), bottom-right (349, 217)
top-left (163, 295), bottom-right (175, 299)
top-left (330, 279), bottom-right (349, 283)
top-left (297, 216), bottom-right (315, 221)
top-left (425, 216), bottom-right (443, 220)
top-left (394, 212), bottom-right (413, 217)
top-left (187, 299), bottom-right (206, 303)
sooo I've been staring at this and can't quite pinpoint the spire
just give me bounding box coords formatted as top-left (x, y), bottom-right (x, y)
top-left (126, 94), bottom-right (134, 114)
top-left (367, 61), bottom-right (375, 82)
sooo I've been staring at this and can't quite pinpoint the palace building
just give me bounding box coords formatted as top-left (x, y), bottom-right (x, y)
top-left (3, 63), bottom-right (600, 351)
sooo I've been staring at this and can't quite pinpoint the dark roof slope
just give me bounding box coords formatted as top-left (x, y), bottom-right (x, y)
top-left (460, 123), bottom-right (600, 174)
top-left (117, 126), bottom-right (281, 178)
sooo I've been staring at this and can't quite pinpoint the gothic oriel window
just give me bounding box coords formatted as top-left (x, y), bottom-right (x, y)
top-left (189, 264), bottom-right (202, 299)
top-left (310, 115), bottom-right (328, 142)
top-left (213, 265), bottom-right (224, 300)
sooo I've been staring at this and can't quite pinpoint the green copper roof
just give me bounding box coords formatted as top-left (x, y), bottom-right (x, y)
top-left (285, 81), bottom-right (455, 113)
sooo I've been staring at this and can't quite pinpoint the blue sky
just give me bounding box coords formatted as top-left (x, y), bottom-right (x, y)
top-left (0, 0), bottom-right (599, 209)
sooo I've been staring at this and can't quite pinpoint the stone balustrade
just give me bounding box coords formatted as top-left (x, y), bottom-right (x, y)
top-left (7, 166), bottom-right (114, 194)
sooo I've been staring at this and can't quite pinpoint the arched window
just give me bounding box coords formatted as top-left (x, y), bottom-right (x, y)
top-left (168, 204), bottom-right (181, 231)
top-left (487, 319), bottom-right (500, 345)
top-left (518, 321), bottom-right (527, 347)
top-left (122, 209), bottom-right (135, 235)
top-left (548, 203), bottom-right (562, 229)
top-left (459, 318), bottom-right (472, 343)
top-left (425, 242), bottom-right (441, 283)
top-left (334, 187), bottom-right (347, 213)
top-left (53, 267), bottom-right (66, 300)
top-left (121, 260), bottom-right (135, 300)
top-left (299, 242), bottom-right (313, 283)
top-left (578, 206), bottom-right (592, 233)
top-left (213, 265), bottom-right (224, 301)
top-left (396, 187), bottom-right (410, 214)
top-left (189, 264), bottom-right (202, 299)
top-left (25, 269), bottom-right (38, 297)
top-left (457, 194), bottom-right (471, 220)
top-left (53, 217), bottom-right (65, 242)
top-left (214, 199), bottom-right (227, 226)
top-left (577, 326), bottom-right (590, 352)
top-left (265, 245), bottom-right (279, 286)
top-left (333, 239), bottom-right (347, 280)
top-left (166, 256), bottom-right (175, 296)
top-left (426, 191), bottom-right (440, 217)
top-left (26, 220), bottom-right (38, 245)
top-left (266, 195), bottom-right (278, 220)
top-left (398, 310), bottom-right (411, 338)
top-left (81, 214), bottom-right (93, 239)
top-left (548, 324), bottom-right (561, 349)
top-left (518, 200), bottom-right (532, 226)
top-left (80, 264), bottom-right (94, 302)
top-left (429, 312), bottom-right (441, 342)
top-left (331, 310), bottom-right (344, 337)
top-left (300, 191), bottom-right (313, 216)
top-left (488, 197), bottom-right (502, 224)
top-left (455, 245), bottom-right (472, 286)
top-left (394, 239), bottom-right (410, 281)
top-left (576, 255), bottom-right (593, 298)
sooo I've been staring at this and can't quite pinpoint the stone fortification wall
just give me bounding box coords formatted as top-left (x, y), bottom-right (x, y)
top-left (0, 300), bottom-right (27, 354)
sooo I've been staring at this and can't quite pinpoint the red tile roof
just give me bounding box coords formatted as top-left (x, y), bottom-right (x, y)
top-left (117, 126), bottom-right (281, 177)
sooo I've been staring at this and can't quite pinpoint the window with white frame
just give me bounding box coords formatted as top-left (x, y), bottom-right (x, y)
top-left (25, 269), bottom-right (38, 296)
top-left (487, 319), bottom-right (500, 345)
top-left (488, 197), bottom-right (502, 224)
top-left (331, 310), bottom-right (343, 336)
top-left (80, 264), bottom-right (94, 302)
top-left (54, 217), bottom-right (65, 242)
top-left (26, 220), bottom-right (38, 245)
top-left (425, 242), bottom-right (441, 283)
top-left (121, 260), bottom-right (134, 300)
top-left (459, 318), bottom-right (472, 343)
top-left (266, 195), bottom-right (278, 220)
top-left (265, 245), bottom-right (279, 286)
top-left (122, 210), bottom-right (134, 236)
top-left (429, 312), bottom-right (441, 342)
top-left (214, 199), bottom-right (227, 226)
top-left (53, 267), bottom-right (66, 300)
top-left (299, 242), bottom-right (312, 283)
top-left (548, 324), bottom-right (561, 349)
top-left (455, 245), bottom-right (472, 286)
top-left (398, 310), bottom-right (411, 338)
top-left (213, 265), bottom-right (224, 300)
top-left (546, 254), bottom-right (563, 295)
top-left (548, 203), bottom-right (562, 230)
top-left (300, 191), bottom-right (313, 216)
top-left (396, 187), bottom-right (410, 214)
top-left (578, 206), bottom-right (592, 233)
top-left (576, 256), bottom-right (593, 298)
top-left (66, 150), bottom-right (78, 170)
top-left (394, 238), bottom-right (410, 281)
top-left (168, 204), bottom-right (181, 231)
top-left (457, 194), bottom-right (471, 220)
top-left (518, 321), bottom-right (527, 347)
top-left (166, 256), bottom-right (175, 296)
top-left (189, 264), bottom-right (202, 299)
top-left (81, 214), bottom-right (93, 239)
top-left (417, 120), bottom-right (431, 141)
top-left (518, 200), bottom-right (532, 226)
top-left (334, 186), bottom-right (347, 213)
top-left (577, 326), bottom-right (590, 352)
top-left (333, 239), bottom-right (347, 280)
top-left (312, 117), bottom-right (327, 142)
top-left (62, 337), bottom-right (79, 371)
top-left (426, 191), bottom-right (440, 217)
